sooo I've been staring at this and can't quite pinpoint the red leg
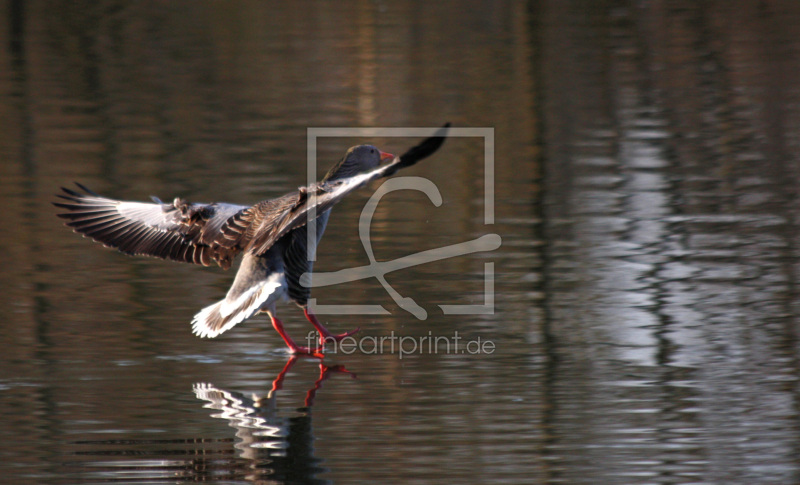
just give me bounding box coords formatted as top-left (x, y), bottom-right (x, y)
top-left (270, 314), bottom-right (324, 357)
top-left (304, 307), bottom-right (360, 347)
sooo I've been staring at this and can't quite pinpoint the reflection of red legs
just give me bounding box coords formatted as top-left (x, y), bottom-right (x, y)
top-left (270, 314), bottom-right (324, 357)
top-left (305, 363), bottom-right (357, 407)
top-left (270, 356), bottom-right (357, 407)
top-left (304, 307), bottom-right (360, 347)
top-left (271, 355), bottom-right (299, 394)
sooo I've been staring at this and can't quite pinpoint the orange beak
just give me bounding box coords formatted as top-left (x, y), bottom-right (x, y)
top-left (379, 150), bottom-right (395, 162)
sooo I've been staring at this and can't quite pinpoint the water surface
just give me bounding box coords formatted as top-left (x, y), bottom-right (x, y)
top-left (2, 1), bottom-right (800, 483)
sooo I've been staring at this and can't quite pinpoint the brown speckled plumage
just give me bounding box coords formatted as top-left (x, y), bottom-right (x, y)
top-left (54, 124), bottom-right (449, 349)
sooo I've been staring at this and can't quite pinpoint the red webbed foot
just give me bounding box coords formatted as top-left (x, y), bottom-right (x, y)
top-left (270, 314), bottom-right (325, 358)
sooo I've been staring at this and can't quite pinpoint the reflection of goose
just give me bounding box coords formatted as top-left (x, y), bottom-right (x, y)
top-left (55, 125), bottom-right (449, 356)
top-left (194, 356), bottom-right (355, 472)
top-left (69, 358), bottom-right (353, 482)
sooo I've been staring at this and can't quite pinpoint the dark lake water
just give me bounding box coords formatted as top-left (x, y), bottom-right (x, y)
top-left (4, 1), bottom-right (800, 483)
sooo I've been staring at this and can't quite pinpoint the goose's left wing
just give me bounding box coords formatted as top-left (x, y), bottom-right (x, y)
top-left (55, 184), bottom-right (247, 269)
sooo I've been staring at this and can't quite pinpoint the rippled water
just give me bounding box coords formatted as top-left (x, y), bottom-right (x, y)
top-left (3, 1), bottom-right (800, 484)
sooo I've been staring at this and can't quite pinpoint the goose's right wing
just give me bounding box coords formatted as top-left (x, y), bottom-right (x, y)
top-left (219, 123), bottom-right (452, 257)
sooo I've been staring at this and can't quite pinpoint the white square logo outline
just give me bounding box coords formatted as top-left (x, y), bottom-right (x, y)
top-left (305, 127), bottom-right (497, 319)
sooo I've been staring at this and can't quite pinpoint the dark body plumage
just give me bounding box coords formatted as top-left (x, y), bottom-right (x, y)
top-left (55, 125), bottom-right (449, 352)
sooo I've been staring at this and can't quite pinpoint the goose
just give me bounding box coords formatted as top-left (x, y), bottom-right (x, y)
top-left (55, 124), bottom-right (449, 356)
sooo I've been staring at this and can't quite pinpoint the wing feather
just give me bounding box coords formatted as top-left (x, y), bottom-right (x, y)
top-left (55, 124), bottom-right (450, 270)
top-left (214, 123), bottom-right (451, 258)
top-left (54, 185), bottom-right (247, 269)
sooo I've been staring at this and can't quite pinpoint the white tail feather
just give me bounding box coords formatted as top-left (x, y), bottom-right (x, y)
top-left (191, 279), bottom-right (283, 338)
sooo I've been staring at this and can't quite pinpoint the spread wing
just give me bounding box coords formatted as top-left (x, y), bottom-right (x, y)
top-left (54, 184), bottom-right (247, 269)
top-left (55, 123), bottom-right (450, 269)
top-left (217, 123), bottom-right (451, 257)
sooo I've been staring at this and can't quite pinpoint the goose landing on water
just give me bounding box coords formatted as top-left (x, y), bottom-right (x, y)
top-left (55, 124), bottom-right (450, 357)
